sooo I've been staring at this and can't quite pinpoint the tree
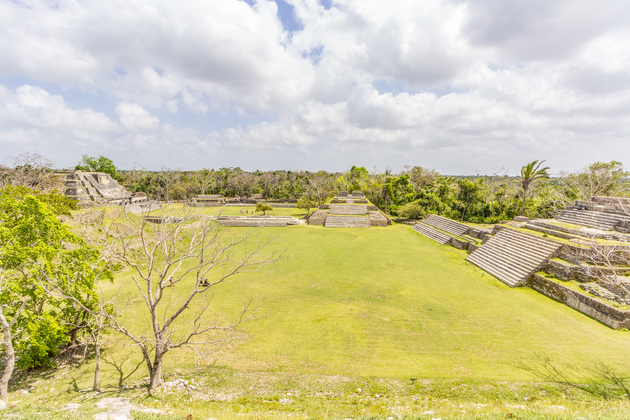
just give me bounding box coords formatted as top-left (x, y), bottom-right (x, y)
top-left (191, 169), bottom-right (216, 195)
top-left (335, 166), bottom-right (369, 193)
top-left (397, 202), bottom-right (425, 219)
top-left (564, 161), bottom-right (629, 200)
top-left (76, 155), bottom-right (122, 181)
top-left (2, 153), bottom-right (55, 190)
top-left (456, 178), bottom-right (484, 221)
top-left (0, 187), bottom-right (106, 403)
top-left (296, 195), bottom-right (317, 216)
top-left (100, 206), bottom-right (278, 392)
top-left (255, 202), bottom-right (274, 215)
top-left (520, 160), bottom-right (550, 216)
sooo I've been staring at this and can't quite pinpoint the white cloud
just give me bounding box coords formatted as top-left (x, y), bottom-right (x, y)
top-left (0, 0), bottom-right (629, 174)
top-left (115, 103), bottom-right (160, 132)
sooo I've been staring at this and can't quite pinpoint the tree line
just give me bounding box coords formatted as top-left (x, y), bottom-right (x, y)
top-left (2, 154), bottom-right (629, 223)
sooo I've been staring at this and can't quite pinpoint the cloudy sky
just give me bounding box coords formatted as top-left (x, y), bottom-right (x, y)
top-left (1, 0), bottom-right (629, 175)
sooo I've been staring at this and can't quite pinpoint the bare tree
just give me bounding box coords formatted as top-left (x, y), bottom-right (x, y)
top-left (157, 167), bottom-right (181, 202)
top-left (3, 153), bottom-right (55, 190)
top-left (100, 205), bottom-right (279, 392)
top-left (191, 169), bottom-right (216, 195)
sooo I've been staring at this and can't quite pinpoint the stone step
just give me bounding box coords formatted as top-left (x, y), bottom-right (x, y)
top-left (557, 210), bottom-right (625, 230)
top-left (423, 215), bottom-right (469, 236)
top-left (324, 215), bottom-right (371, 228)
top-left (412, 223), bottom-right (451, 244)
top-left (496, 227), bottom-right (561, 251)
top-left (466, 228), bottom-right (561, 287)
top-left (467, 254), bottom-right (522, 287)
top-left (468, 245), bottom-right (540, 279)
top-left (329, 204), bottom-right (368, 215)
top-left (482, 230), bottom-right (559, 261)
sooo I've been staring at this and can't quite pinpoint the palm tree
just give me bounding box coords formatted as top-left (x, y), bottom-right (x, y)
top-left (520, 160), bottom-right (550, 216)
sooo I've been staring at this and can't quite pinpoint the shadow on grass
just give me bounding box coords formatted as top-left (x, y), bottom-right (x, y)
top-left (519, 354), bottom-right (630, 400)
top-left (102, 353), bottom-right (145, 391)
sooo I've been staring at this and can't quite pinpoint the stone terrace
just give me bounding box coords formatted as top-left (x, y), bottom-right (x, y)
top-left (411, 223), bottom-right (451, 244)
top-left (557, 209), bottom-right (630, 231)
top-left (423, 214), bottom-right (470, 236)
top-left (217, 215), bottom-right (300, 227)
top-left (310, 191), bottom-right (390, 228)
top-left (466, 227), bottom-right (562, 287)
top-left (57, 171), bottom-right (146, 207)
top-left (324, 215), bottom-right (371, 228)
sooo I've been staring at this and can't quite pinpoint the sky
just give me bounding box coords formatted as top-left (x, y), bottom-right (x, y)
top-left (0, 0), bottom-right (629, 175)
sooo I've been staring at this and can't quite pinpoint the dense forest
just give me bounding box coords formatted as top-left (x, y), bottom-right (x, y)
top-left (1, 154), bottom-right (629, 224)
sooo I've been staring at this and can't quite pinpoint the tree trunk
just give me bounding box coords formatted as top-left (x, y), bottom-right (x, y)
top-left (92, 331), bottom-right (101, 391)
top-left (521, 186), bottom-right (528, 216)
top-left (148, 352), bottom-right (164, 391)
top-left (0, 308), bottom-right (15, 403)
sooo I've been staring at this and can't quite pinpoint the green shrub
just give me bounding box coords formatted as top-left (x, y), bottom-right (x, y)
top-left (397, 203), bottom-right (425, 219)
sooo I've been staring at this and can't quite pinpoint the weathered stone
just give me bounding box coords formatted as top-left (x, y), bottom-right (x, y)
top-left (530, 274), bottom-right (630, 329)
top-left (329, 205), bottom-right (368, 215)
top-left (324, 215), bottom-right (370, 228)
top-left (191, 194), bottom-right (226, 207)
top-left (56, 171), bottom-right (144, 208)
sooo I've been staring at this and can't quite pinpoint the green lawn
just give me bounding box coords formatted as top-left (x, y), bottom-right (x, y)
top-left (9, 220), bottom-right (630, 418)
top-left (97, 222), bottom-right (630, 381)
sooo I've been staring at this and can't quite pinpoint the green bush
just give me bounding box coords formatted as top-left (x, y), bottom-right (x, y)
top-left (397, 203), bottom-right (425, 219)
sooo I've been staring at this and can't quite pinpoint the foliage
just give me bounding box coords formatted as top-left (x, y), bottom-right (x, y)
top-left (564, 161), bottom-right (629, 199)
top-left (0, 185), bottom-right (78, 215)
top-left (296, 195), bottom-right (316, 215)
top-left (0, 186), bottom-right (107, 402)
top-left (76, 155), bottom-right (122, 181)
top-left (255, 202), bottom-right (274, 215)
top-left (520, 160), bottom-right (551, 216)
top-left (397, 202), bottom-right (425, 219)
top-left (115, 161), bottom-right (626, 223)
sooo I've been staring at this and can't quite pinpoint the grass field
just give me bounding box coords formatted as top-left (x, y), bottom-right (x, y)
top-left (7, 216), bottom-right (630, 418)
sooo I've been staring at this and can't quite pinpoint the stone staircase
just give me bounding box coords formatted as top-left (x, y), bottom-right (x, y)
top-left (329, 205), bottom-right (368, 215)
top-left (466, 228), bottom-right (562, 287)
top-left (324, 215), bottom-right (371, 228)
top-left (423, 215), bottom-right (470, 236)
top-left (556, 209), bottom-right (628, 231)
top-left (412, 222), bottom-right (452, 244)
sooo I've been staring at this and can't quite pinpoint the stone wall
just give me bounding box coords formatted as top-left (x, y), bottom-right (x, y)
top-left (543, 259), bottom-right (630, 282)
top-left (308, 210), bottom-right (327, 225)
top-left (329, 205), bottom-right (368, 215)
top-left (450, 237), bottom-right (470, 250)
top-left (556, 243), bottom-right (630, 265)
top-left (529, 274), bottom-right (630, 329)
top-left (219, 219), bottom-right (288, 227)
top-left (269, 203), bottom-right (296, 208)
top-left (324, 215), bottom-right (371, 228)
top-left (368, 211), bottom-right (390, 226)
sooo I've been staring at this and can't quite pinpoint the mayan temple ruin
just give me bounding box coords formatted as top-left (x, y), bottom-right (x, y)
top-left (308, 191), bottom-right (390, 228)
top-left (412, 197), bottom-right (630, 329)
top-left (55, 171), bottom-right (148, 207)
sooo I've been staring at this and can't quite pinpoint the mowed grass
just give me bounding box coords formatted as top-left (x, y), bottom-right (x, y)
top-left (9, 220), bottom-right (630, 418)
top-left (210, 225), bottom-right (630, 380)
top-left (103, 222), bottom-right (630, 381)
